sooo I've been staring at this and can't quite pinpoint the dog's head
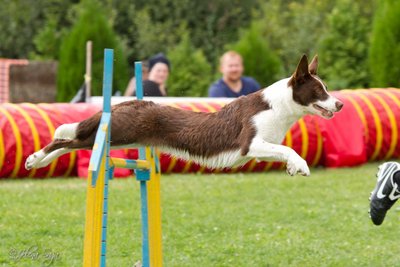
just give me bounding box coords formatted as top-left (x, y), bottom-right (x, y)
top-left (288, 55), bottom-right (343, 119)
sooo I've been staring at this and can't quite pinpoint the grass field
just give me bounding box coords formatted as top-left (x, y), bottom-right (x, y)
top-left (1, 161), bottom-right (400, 266)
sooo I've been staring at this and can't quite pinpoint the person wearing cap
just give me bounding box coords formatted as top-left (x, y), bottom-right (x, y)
top-left (124, 53), bottom-right (170, 97)
top-left (124, 61), bottom-right (149, 96)
top-left (208, 51), bottom-right (261, 97)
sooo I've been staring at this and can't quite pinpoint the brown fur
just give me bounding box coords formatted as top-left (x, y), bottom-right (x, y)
top-left (47, 91), bottom-right (270, 158)
top-left (288, 55), bottom-right (329, 106)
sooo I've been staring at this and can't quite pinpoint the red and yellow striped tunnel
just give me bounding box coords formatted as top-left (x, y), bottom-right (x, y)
top-left (1, 88), bottom-right (399, 178)
top-left (0, 103), bottom-right (98, 178)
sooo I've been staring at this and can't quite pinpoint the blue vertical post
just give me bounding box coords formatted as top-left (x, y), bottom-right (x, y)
top-left (135, 62), bottom-right (143, 100)
top-left (101, 49), bottom-right (113, 267)
top-left (134, 61), bottom-right (150, 267)
top-left (102, 51), bottom-right (113, 113)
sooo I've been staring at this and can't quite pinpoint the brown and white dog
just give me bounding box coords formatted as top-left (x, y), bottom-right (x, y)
top-left (25, 55), bottom-right (343, 176)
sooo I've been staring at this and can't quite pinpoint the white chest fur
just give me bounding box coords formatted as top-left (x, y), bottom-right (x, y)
top-left (252, 80), bottom-right (302, 144)
top-left (252, 110), bottom-right (295, 144)
top-left (159, 147), bottom-right (247, 169)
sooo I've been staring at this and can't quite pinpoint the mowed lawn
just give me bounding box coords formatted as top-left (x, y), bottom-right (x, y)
top-left (1, 161), bottom-right (400, 266)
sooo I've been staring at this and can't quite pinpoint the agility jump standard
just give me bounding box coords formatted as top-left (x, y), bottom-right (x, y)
top-left (83, 49), bottom-right (162, 267)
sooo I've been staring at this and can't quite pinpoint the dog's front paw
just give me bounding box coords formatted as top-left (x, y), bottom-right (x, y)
top-left (286, 155), bottom-right (310, 176)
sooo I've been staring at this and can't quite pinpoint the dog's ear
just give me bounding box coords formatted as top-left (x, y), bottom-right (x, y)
top-left (309, 55), bottom-right (318, 75)
top-left (293, 54), bottom-right (310, 82)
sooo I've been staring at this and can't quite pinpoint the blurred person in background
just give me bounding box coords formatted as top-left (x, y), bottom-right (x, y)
top-left (125, 53), bottom-right (170, 97)
top-left (208, 51), bottom-right (260, 97)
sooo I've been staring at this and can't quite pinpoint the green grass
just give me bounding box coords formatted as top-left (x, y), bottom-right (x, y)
top-left (1, 161), bottom-right (399, 266)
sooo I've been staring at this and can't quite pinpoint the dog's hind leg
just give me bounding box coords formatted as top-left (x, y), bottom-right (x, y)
top-left (29, 148), bottom-right (72, 169)
top-left (25, 134), bottom-right (97, 170)
top-left (25, 122), bottom-right (88, 170)
top-left (25, 113), bottom-right (102, 170)
top-left (25, 139), bottom-right (74, 170)
top-left (25, 123), bottom-right (78, 170)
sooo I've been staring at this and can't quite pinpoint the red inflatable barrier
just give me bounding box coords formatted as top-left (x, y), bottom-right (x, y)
top-left (0, 103), bottom-right (99, 178)
top-left (0, 89), bottom-right (399, 178)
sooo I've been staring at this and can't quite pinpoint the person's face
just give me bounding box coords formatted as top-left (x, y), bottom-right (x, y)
top-left (220, 55), bottom-right (243, 82)
top-left (148, 63), bottom-right (169, 85)
top-left (142, 66), bottom-right (149, 80)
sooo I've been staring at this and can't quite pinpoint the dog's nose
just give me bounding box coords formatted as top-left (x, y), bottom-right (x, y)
top-left (335, 101), bottom-right (344, 111)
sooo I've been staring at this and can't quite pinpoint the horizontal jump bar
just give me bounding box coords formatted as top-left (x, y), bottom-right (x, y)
top-left (110, 157), bottom-right (151, 170)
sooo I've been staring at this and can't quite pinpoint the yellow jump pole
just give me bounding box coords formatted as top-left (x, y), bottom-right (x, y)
top-left (147, 147), bottom-right (163, 267)
top-left (83, 49), bottom-right (113, 267)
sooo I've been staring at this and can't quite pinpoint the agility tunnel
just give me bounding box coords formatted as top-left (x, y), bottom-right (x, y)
top-left (1, 88), bottom-right (400, 178)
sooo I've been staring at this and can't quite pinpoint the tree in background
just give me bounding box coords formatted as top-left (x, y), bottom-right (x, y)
top-left (167, 34), bottom-right (212, 96)
top-left (105, 0), bottom-right (137, 65)
top-left (1, 0), bottom-right (386, 95)
top-left (32, 15), bottom-right (64, 60)
top-left (369, 0), bottom-right (400, 87)
top-left (31, 0), bottom-right (81, 60)
top-left (318, 0), bottom-right (372, 90)
top-left (254, 0), bottom-right (334, 74)
top-left (227, 23), bottom-right (283, 88)
top-left (57, 0), bottom-right (129, 102)
top-left (132, 7), bottom-right (187, 61)
top-left (185, 0), bottom-right (259, 68)
top-left (126, 0), bottom-right (258, 69)
top-left (0, 0), bottom-right (77, 58)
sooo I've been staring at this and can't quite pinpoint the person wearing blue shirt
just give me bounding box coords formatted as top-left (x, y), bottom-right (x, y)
top-left (208, 51), bottom-right (261, 97)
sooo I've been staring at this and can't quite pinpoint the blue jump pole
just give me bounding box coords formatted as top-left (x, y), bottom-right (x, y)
top-left (101, 48), bottom-right (113, 267)
top-left (134, 61), bottom-right (150, 267)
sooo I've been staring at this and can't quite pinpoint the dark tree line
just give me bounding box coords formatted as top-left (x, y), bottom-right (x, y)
top-left (0, 0), bottom-right (398, 101)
